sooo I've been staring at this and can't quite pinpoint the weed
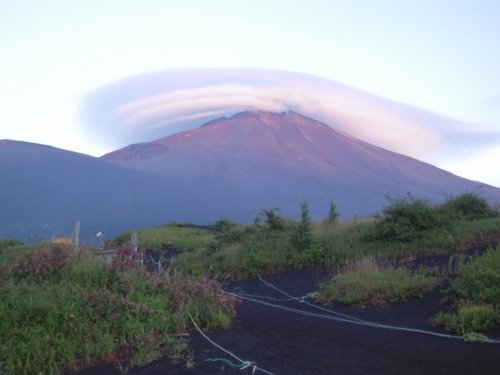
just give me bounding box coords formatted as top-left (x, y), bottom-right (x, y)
top-left (432, 302), bottom-right (498, 335)
top-left (0, 245), bottom-right (234, 374)
top-left (1, 244), bottom-right (72, 284)
top-left (452, 247), bottom-right (500, 306)
top-left (315, 258), bottom-right (440, 307)
top-left (432, 248), bottom-right (499, 336)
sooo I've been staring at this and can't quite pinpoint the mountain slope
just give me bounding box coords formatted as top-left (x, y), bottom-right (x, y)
top-left (103, 111), bottom-right (500, 220)
top-left (2, 111), bottom-right (498, 241)
top-left (0, 140), bottom-right (206, 241)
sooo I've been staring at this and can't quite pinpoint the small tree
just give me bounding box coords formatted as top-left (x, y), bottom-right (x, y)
top-left (291, 200), bottom-right (313, 251)
top-left (259, 208), bottom-right (287, 231)
top-left (325, 201), bottom-right (338, 224)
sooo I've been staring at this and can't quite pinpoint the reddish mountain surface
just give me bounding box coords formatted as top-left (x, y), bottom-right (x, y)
top-left (103, 111), bottom-right (499, 221)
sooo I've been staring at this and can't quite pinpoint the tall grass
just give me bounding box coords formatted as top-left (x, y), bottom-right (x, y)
top-left (432, 247), bottom-right (500, 337)
top-left (108, 222), bottom-right (214, 253)
top-left (168, 194), bottom-right (500, 279)
top-left (0, 245), bottom-right (235, 374)
top-left (314, 257), bottom-right (440, 307)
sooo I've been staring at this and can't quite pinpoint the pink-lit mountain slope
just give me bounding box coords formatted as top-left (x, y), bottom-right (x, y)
top-left (103, 111), bottom-right (500, 221)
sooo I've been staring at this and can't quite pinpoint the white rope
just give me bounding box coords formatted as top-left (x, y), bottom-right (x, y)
top-left (188, 314), bottom-right (276, 374)
top-left (232, 274), bottom-right (500, 344)
top-left (256, 274), bottom-right (368, 323)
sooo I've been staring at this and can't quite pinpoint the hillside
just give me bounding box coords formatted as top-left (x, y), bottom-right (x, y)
top-left (0, 141), bottom-right (200, 241)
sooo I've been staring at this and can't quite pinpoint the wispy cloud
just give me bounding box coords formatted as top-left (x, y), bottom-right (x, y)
top-left (81, 68), bottom-right (499, 162)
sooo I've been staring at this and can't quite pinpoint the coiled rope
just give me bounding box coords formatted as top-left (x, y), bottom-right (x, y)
top-left (188, 314), bottom-right (275, 374)
top-left (225, 274), bottom-right (500, 344)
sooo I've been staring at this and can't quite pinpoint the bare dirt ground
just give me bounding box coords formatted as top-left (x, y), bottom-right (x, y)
top-left (79, 245), bottom-right (500, 375)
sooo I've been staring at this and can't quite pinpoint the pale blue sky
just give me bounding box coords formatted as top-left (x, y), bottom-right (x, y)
top-left (1, 0), bottom-right (499, 186)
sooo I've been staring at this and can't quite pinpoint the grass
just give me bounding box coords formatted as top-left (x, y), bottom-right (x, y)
top-left (2, 193), bottom-right (497, 372)
top-left (108, 222), bottom-right (214, 253)
top-left (314, 257), bottom-right (440, 307)
top-left (168, 214), bottom-right (500, 280)
top-left (100, 194), bottom-right (499, 280)
top-left (432, 247), bottom-right (500, 337)
top-left (0, 245), bottom-right (235, 374)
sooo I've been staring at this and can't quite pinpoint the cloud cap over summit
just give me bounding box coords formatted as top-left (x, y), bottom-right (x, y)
top-left (82, 68), bottom-right (500, 163)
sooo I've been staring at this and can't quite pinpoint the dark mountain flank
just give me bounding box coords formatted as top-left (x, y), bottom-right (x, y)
top-left (0, 141), bottom-right (202, 241)
top-left (1, 111), bottom-right (499, 241)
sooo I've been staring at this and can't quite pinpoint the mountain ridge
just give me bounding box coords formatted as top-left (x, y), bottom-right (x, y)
top-left (1, 111), bottom-right (498, 241)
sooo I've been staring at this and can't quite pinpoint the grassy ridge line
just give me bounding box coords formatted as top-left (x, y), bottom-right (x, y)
top-left (168, 215), bottom-right (500, 280)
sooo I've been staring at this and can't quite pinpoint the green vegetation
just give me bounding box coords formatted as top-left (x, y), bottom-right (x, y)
top-left (1, 193), bottom-right (498, 373)
top-left (0, 244), bottom-right (234, 374)
top-left (314, 257), bottom-right (440, 307)
top-left (325, 201), bottom-right (338, 224)
top-left (168, 195), bottom-right (499, 279)
top-left (432, 248), bottom-right (500, 336)
top-left (371, 193), bottom-right (496, 243)
top-left (290, 200), bottom-right (313, 252)
top-left (432, 303), bottom-right (497, 338)
top-left (451, 247), bottom-right (500, 306)
top-left (108, 222), bottom-right (214, 253)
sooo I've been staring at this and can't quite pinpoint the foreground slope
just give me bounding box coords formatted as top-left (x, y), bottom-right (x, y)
top-left (104, 111), bottom-right (500, 220)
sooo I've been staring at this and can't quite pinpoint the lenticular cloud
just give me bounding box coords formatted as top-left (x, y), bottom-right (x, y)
top-left (81, 68), bottom-right (496, 160)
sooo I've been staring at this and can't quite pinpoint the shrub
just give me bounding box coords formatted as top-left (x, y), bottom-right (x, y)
top-left (0, 245), bottom-right (72, 284)
top-left (258, 208), bottom-right (289, 231)
top-left (432, 248), bottom-right (500, 336)
top-left (212, 220), bottom-right (248, 244)
top-left (452, 248), bottom-right (500, 306)
top-left (156, 273), bottom-right (237, 330)
top-left (432, 302), bottom-right (498, 335)
top-left (443, 193), bottom-right (495, 221)
top-left (0, 245), bottom-right (235, 374)
top-left (315, 258), bottom-right (439, 307)
top-left (0, 239), bottom-right (22, 253)
top-left (290, 200), bottom-right (313, 252)
top-left (324, 201), bottom-right (338, 224)
top-left (372, 196), bottom-right (452, 242)
top-left (111, 246), bottom-right (144, 275)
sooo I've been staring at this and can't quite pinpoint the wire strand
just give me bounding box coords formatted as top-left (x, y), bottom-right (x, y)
top-left (236, 274), bottom-right (500, 344)
top-left (188, 314), bottom-right (276, 374)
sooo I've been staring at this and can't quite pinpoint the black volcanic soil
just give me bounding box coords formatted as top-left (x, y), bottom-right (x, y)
top-left (79, 248), bottom-right (500, 375)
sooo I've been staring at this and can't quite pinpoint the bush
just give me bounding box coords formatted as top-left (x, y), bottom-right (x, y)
top-left (432, 302), bottom-right (498, 336)
top-left (212, 220), bottom-right (248, 244)
top-left (432, 248), bottom-right (500, 336)
top-left (0, 245), bottom-right (72, 284)
top-left (315, 258), bottom-right (440, 307)
top-left (0, 239), bottom-right (22, 253)
top-left (258, 209), bottom-right (289, 231)
top-left (156, 273), bottom-right (237, 330)
top-left (452, 248), bottom-right (500, 307)
top-left (372, 193), bottom-right (496, 243)
top-left (443, 193), bottom-right (495, 221)
top-left (290, 200), bottom-right (313, 252)
top-left (0, 245), bottom-right (235, 374)
top-left (324, 201), bottom-right (338, 224)
top-left (372, 197), bottom-right (451, 242)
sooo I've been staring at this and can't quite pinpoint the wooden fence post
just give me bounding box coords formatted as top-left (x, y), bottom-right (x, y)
top-left (73, 222), bottom-right (80, 251)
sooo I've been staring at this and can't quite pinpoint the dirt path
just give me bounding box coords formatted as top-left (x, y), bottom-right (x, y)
top-left (80, 267), bottom-right (499, 375)
top-left (79, 241), bottom-right (500, 375)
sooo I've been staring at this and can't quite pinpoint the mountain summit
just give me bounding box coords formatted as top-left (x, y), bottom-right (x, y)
top-left (103, 111), bottom-right (499, 220)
